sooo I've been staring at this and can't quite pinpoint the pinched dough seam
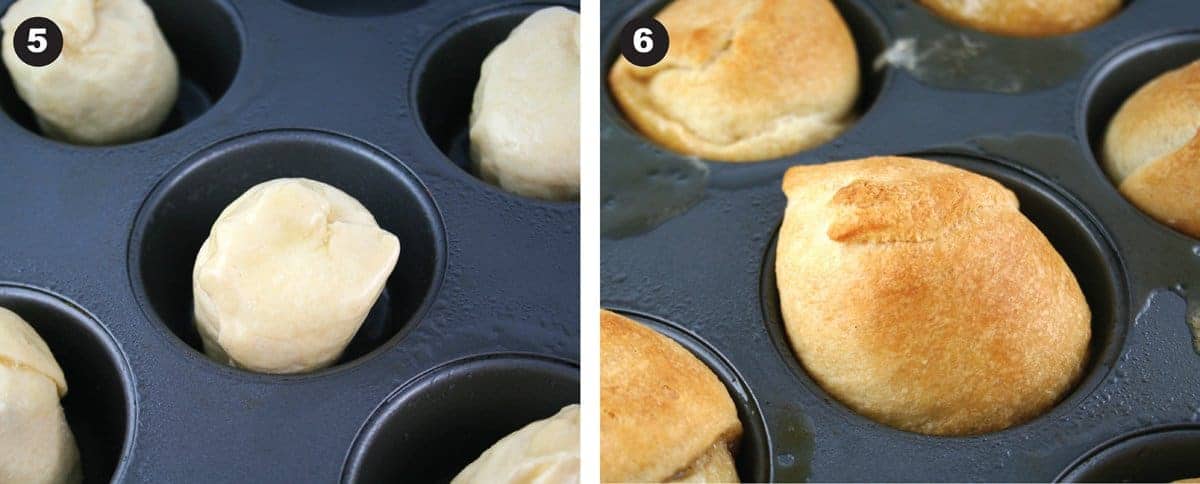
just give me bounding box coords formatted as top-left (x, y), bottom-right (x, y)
top-left (820, 194), bottom-right (1009, 245)
top-left (0, 355), bottom-right (63, 393)
top-left (1118, 126), bottom-right (1200, 189)
top-left (660, 429), bottom-right (741, 481)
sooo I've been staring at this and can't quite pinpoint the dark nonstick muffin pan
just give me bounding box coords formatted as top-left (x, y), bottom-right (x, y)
top-left (0, 0), bottom-right (578, 482)
top-left (601, 0), bottom-right (1200, 481)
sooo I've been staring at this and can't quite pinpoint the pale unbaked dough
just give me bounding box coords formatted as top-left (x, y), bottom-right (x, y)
top-left (0, 306), bottom-right (81, 484)
top-left (1, 0), bottom-right (179, 145)
top-left (192, 178), bottom-right (400, 374)
top-left (452, 404), bottom-right (580, 484)
top-left (470, 7), bottom-right (579, 201)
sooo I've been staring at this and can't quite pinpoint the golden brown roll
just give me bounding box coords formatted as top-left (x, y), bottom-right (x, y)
top-left (1102, 59), bottom-right (1200, 239)
top-left (608, 0), bottom-right (859, 162)
top-left (600, 310), bottom-right (741, 482)
top-left (775, 156), bottom-right (1091, 436)
top-left (918, 0), bottom-right (1121, 37)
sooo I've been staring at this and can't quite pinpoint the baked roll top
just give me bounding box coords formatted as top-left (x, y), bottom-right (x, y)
top-left (918, 0), bottom-right (1121, 37)
top-left (600, 310), bottom-right (742, 482)
top-left (608, 0), bottom-right (859, 162)
top-left (776, 156), bottom-right (1090, 436)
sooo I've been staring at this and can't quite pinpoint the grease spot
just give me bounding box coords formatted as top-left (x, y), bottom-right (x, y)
top-left (773, 404), bottom-right (814, 482)
top-left (876, 1), bottom-right (1086, 93)
top-left (600, 136), bottom-right (709, 238)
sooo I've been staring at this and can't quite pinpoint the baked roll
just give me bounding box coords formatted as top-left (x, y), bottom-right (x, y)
top-left (193, 178), bottom-right (400, 374)
top-left (452, 404), bottom-right (580, 484)
top-left (0, 0), bottom-right (178, 145)
top-left (470, 6), bottom-right (580, 201)
top-left (608, 0), bottom-right (859, 162)
top-left (918, 0), bottom-right (1121, 37)
top-left (600, 310), bottom-right (741, 483)
top-left (776, 156), bottom-right (1090, 436)
top-left (1102, 59), bottom-right (1200, 239)
top-left (0, 306), bottom-right (81, 484)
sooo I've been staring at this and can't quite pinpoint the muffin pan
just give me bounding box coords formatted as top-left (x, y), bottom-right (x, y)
top-left (601, 0), bottom-right (1200, 481)
top-left (0, 0), bottom-right (578, 482)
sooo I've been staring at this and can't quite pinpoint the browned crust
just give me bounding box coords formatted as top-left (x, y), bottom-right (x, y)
top-left (600, 310), bottom-right (742, 482)
top-left (918, 0), bottom-right (1122, 37)
top-left (1102, 59), bottom-right (1200, 238)
top-left (1119, 129), bottom-right (1200, 238)
top-left (777, 156), bottom-right (1091, 436)
top-left (607, 0), bottom-right (859, 162)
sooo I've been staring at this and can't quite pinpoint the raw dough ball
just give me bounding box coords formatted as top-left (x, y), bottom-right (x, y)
top-left (470, 6), bottom-right (579, 201)
top-left (776, 156), bottom-right (1090, 436)
top-left (918, 0), bottom-right (1121, 37)
top-left (608, 0), bottom-right (860, 162)
top-left (452, 404), bottom-right (580, 484)
top-left (1102, 59), bottom-right (1200, 238)
top-left (1, 0), bottom-right (179, 145)
top-left (193, 178), bottom-right (400, 374)
top-left (0, 306), bottom-right (81, 484)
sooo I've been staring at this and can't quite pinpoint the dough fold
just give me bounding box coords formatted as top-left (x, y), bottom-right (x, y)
top-left (0, 306), bottom-right (81, 484)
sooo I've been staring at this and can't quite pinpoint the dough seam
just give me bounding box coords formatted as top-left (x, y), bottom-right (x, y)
top-left (0, 355), bottom-right (63, 395)
top-left (662, 430), bottom-right (740, 481)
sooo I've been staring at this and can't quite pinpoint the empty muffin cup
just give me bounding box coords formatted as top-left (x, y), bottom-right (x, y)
top-left (1057, 425), bottom-right (1200, 482)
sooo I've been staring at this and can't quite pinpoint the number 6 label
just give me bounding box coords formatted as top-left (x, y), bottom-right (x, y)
top-left (12, 17), bottom-right (63, 67)
top-left (620, 17), bottom-right (669, 67)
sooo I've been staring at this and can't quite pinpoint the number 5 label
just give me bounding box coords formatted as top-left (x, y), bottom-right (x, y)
top-left (12, 17), bottom-right (63, 67)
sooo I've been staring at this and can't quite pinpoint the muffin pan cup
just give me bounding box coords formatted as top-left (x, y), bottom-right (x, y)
top-left (0, 0), bottom-right (578, 482)
top-left (601, 0), bottom-right (1200, 481)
